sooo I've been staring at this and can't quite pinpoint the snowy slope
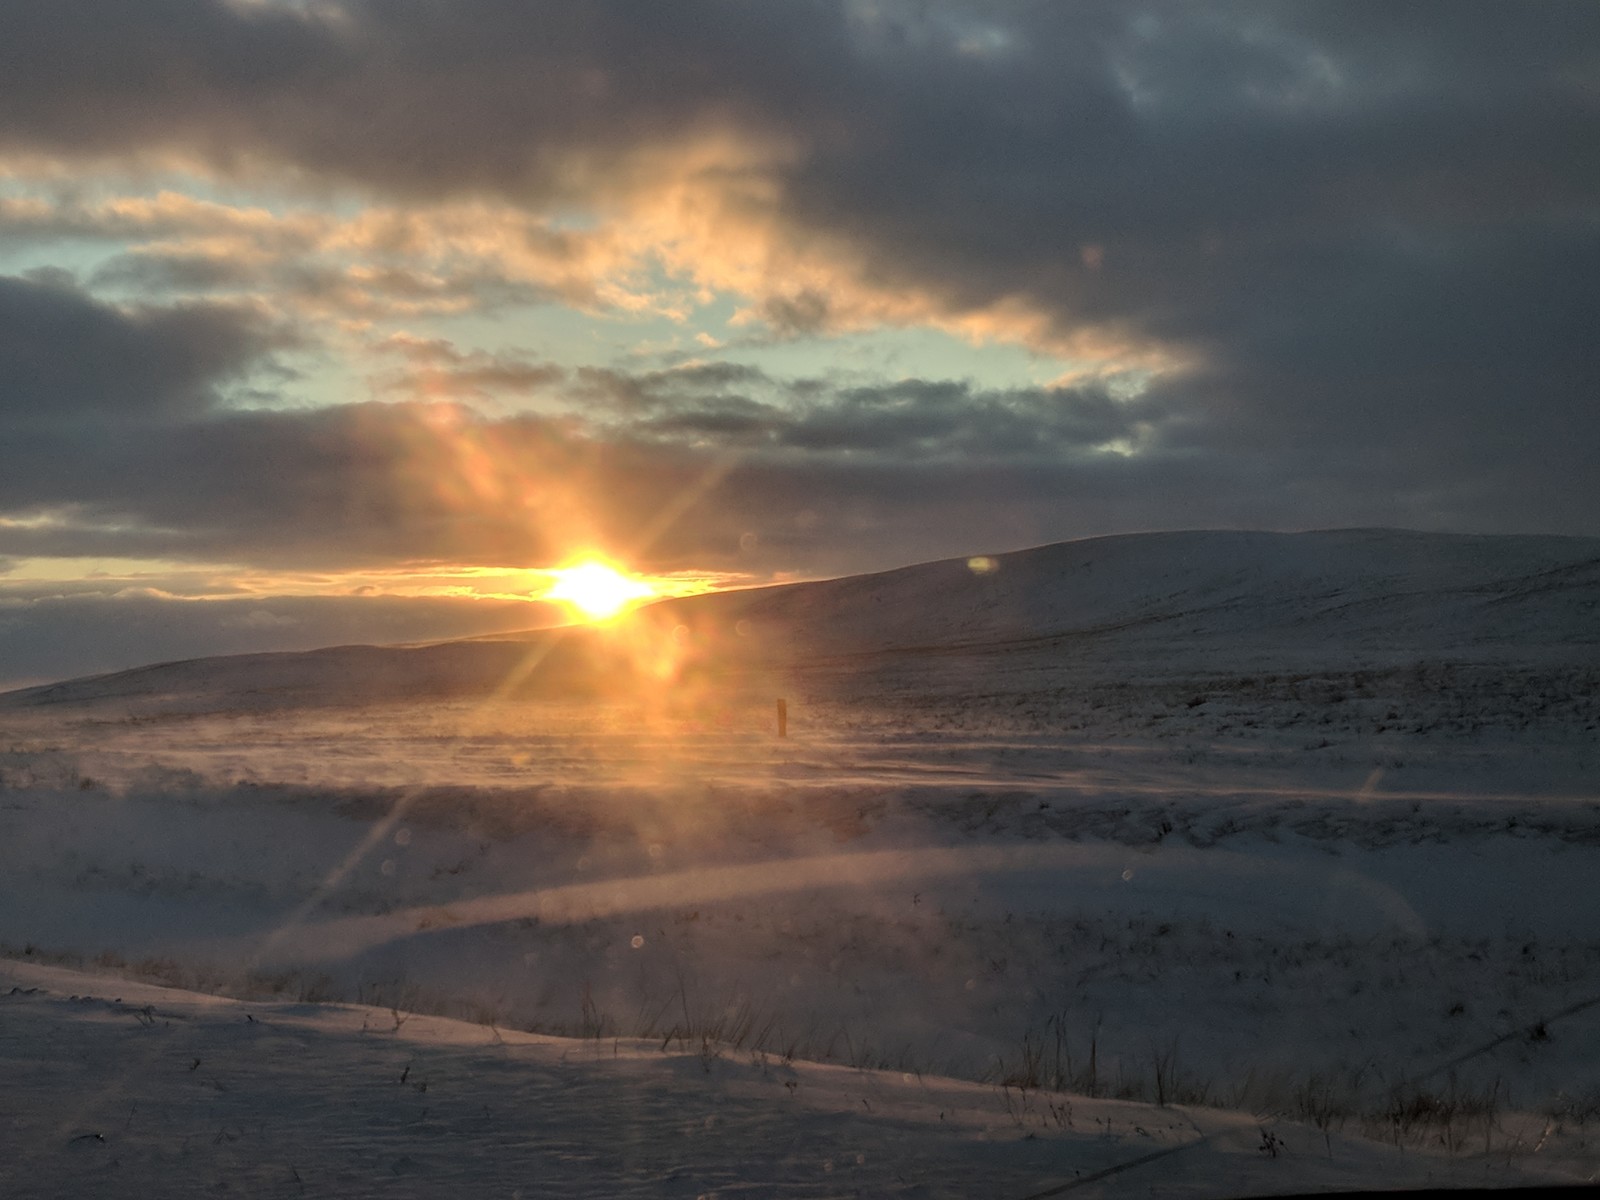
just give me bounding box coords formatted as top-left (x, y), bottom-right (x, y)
top-left (7, 960), bottom-right (1579, 1199)
top-left (3, 529), bottom-right (1600, 1191)
top-left (645, 527), bottom-right (1600, 659)
top-left (3, 528), bottom-right (1597, 713)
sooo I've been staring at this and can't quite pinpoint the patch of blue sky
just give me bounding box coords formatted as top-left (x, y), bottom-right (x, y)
top-left (436, 303), bottom-right (675, 376)
top-left (439, 292), bottom-right (1075, 397)
top-left (721, 324), bottom-right (1072, 392)
top-left (0, 239), bottom-right (111, 283)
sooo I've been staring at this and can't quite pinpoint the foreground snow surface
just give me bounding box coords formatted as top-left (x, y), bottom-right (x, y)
top-left (4, 531), bottom-right (1599, 1193)
top-left (0, 960), bottom-right (1576, 1199)
top-left (3, 694), bottom-right (1599, 1196)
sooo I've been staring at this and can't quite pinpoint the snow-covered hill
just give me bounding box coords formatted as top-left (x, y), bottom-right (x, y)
top-left (650, 526), bottom-right (1600, 658)
top-left (5, 528), bottom-right (1597, 713)
top-left (5, 529), bottom-right (1600, 1192)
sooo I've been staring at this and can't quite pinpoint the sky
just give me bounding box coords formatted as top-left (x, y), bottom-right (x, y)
top-left (1, 0), bottom-right (1597, 687)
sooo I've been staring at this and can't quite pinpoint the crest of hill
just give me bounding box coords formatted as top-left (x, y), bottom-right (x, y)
top-left (644, 527), bottom-right (1600, 658)
top-left (3, 528), bottom-right (1596, 711)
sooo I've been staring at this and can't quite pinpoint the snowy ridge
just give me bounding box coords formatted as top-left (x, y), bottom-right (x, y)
top-left (650, 527), bottom-right (1600, 657)
top-left (4, 528), bottom-right (1597, 712)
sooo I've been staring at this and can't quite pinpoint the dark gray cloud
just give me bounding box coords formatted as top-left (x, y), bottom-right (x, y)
top-left (0, 0), bottom-right (810, 198)
top-left (0, 366), bottom-right (1537, 588)
top-left (0, 272), bottom-right (290, 428)
top-left (601, 371), bottom-right (1156, 463)
top-left (1, 0), bottom-right (1593, 542)
top-left (570, 362), bottom-right (773, 414)
top-left (0, 398), bottom-right (716, 569)
top-left (0, 0), bottom-right (1594, 602)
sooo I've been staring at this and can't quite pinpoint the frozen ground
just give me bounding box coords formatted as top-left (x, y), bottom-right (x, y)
top-left (3, 958), bottom-right (1580, 1200)
top-left (3, 529), bottom-right (1599, 1194)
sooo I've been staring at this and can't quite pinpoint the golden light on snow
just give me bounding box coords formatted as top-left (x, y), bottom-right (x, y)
top-left (543, 560), bottom-right (658, 621)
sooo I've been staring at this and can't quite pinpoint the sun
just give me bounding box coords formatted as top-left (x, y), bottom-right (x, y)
top-left (543, 560), bottom-right (656, 621)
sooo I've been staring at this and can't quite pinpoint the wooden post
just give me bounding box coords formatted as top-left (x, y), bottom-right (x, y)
top-left (776, 698), bottom-right (788, 738)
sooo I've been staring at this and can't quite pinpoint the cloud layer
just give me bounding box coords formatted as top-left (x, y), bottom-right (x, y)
top-left (0, 2), bottom-right (1596, 680)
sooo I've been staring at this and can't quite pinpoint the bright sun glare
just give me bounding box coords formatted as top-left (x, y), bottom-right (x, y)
top-left (543, 561), bottom-right (656, 621)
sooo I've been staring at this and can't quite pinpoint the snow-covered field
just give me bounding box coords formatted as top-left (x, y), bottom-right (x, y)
top-left (1, 957), bottom-right (1567, 1199)
top-left (3, 529), bottom-right (1599, 1195)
